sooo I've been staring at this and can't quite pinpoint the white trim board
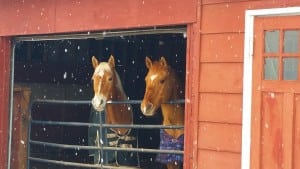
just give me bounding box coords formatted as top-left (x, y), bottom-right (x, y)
top-left (242, 7), bottom-right (300, 169)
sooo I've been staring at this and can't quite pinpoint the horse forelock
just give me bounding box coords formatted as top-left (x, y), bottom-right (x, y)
top-left (93, 62), bottom-right (112, 78)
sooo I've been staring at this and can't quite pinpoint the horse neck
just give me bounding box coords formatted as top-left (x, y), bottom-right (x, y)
top-left (105, 70), bottom-right (133, 134)
top-left (161, 69), bottom-right (184, 126)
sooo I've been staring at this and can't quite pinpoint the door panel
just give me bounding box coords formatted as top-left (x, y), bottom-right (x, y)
top-left (252, 16), bottom-right (300, 169)
top-left (261, 92), bottom-right (284, 169)
top-left (294, 94), bottom-right (300, 169)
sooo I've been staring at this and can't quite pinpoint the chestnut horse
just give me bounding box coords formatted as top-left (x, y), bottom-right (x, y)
top-left (141, 57), bottom-right (184, 169)
top-left (91, 55), bottom-right (138, 167)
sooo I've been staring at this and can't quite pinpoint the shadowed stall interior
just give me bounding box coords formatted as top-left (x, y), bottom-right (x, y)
top-left (13, 32), bottom-right (186, 169)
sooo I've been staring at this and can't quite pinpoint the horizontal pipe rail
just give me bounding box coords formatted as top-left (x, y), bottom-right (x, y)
top-left (31, 120), bottom-right (184, 129)
top-left (28, 99), bottom-right (185, 168)
top-left (15, 27), bottom-right (186, 42)
top-left (30, 99), bottom-right (185, 105)
top-left (30, 140), bottom-right (183, 154)
top-left (29, 157), bottom-right (140, 169)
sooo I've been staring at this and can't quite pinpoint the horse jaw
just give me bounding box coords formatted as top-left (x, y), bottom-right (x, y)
top-left (92, 94), bottom-right (107, 112)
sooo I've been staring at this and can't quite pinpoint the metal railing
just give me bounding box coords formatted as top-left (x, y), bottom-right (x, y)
top-left (27, 99), bottom-right (185, 169)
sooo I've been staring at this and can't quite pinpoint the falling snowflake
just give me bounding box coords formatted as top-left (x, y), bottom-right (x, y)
top-left (20, 140), bottom-right (25, 145)
top-left (63, 72), bottom-right (67, 79)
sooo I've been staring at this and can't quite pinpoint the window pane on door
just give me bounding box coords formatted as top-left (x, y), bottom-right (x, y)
top-left (283, 57), bottom-right (298, 80)
top-left (284, 30), bottom-right (299, 53)
top-left (265, 30), bottom-right (279, 53)
top-left (264, 57), bottom-right (278, 80)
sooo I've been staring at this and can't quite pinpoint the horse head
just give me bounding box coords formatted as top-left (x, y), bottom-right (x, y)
top-left (91, 55), bottom-right (116, 112)
top-left (141, 56), bottom-right (176, 116)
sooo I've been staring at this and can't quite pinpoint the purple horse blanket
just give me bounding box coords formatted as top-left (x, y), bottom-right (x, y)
top-left (155, 129), bottom-right (184, 164)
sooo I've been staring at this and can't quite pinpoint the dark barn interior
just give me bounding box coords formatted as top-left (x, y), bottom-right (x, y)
top-left (13, 31), bottom-right (186, 169)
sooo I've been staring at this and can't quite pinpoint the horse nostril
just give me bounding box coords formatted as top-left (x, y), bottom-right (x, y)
top-left (100, 99), bottom-right (104, 105)
top-left (146, 103), bottom-right (153, 110)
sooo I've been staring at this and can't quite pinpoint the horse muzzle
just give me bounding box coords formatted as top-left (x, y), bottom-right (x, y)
top-left (140, 102), bottom-right (156, 116)
top-left (92, 95), bottom-right (106, 111)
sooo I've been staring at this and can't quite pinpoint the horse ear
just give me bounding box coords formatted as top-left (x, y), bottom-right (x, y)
top-left (108, 55), bottom-right (115, 68)
top-left (145, 56), bottom-right (152, 69)
top-left (92, 56), bottom-right (99, 69)
top-left (160, 56), bottom-right (168, 67)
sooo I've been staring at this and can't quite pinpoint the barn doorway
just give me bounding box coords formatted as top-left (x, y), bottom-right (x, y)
top-left (10, 27), bottom-right (186, 169)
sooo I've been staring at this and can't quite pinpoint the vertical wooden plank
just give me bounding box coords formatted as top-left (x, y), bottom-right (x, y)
top-left (294, 94), bottom-right (300, 169)
top-left (282, 93), bottom-right (294, 169)
top-left (184, 0), bottom-right (201, 168)
top-left (251, 18), bottom-right (264, 169)
top-left (0, 37), bottom-right (11, 169)
top-left (11, 87), bottom-right (31, 169)
top-left (261, 92), bottom-right (284, 169)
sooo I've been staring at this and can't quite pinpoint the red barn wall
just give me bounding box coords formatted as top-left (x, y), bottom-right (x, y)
top-left (198, 0), bottom-right (300, 169)
top-left (0, 0), bottom-right (196, 36)
top-left (0, 0), bottom-right (197, 168)
top-left (2, 0), bottom-right (300, 169)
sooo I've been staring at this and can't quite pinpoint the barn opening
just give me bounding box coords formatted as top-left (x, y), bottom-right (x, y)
top-left (10, 27), bottom-right (186, 169)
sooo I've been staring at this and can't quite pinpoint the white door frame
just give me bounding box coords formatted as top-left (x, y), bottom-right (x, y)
top-left (242, 6), bottom-right (300, 169)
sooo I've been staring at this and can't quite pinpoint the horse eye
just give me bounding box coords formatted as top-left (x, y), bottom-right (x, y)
top-left (160, 79), bottom-right (165, 84)
top-left (108, 77), bottom-right (113, 81)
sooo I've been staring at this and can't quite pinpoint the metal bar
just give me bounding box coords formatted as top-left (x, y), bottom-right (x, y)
top-left (31, 120), bottom-right (184, 129)
top-left (14, 27), bottom-right (186, 42)
top-left (29, 140), bottom-right (183, 154)
top-left (28, 98), bottom-right (185, 168)
top-left (31, 99), bottom-right (91, 105)
top-left (28, 157), bottom-right (140, 169)
top-left (7, 42), bottom-right (16, 169)
top-left (30, 99), bottom-right (185, 105)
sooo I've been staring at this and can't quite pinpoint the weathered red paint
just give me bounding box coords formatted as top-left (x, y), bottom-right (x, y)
top-left (0, 0), bottom-right (197, 36)
top-left (4, 0), bottom-right (300, 169)
top-left (184, 0), bottom-right (201, 167)
top-left (0, 37), bottom-right (11, 169)
top-left (0, 1), bottom-right (198, 169)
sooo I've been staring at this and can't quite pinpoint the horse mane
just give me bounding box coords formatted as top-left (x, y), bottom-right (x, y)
top-left (113, 69), bottom-right (129, 101)
top-left (168, 66), bottom-right (184, 100)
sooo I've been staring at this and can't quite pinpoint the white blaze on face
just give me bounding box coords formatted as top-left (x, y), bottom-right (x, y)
top-left (150, 74), bottom-right (158, 82)
top-left (92, 62), bottom-right (112, 111)
top-left (92, 94), bottom-right (106, 111)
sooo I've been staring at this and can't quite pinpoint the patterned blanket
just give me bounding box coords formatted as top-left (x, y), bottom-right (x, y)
top-left (88, 108), bottom-right (138, 166)
top-left (156, 129), bottom-right (184, 164)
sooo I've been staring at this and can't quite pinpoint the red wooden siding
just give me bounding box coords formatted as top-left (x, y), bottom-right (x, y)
top-left (0, 0), bottom-right (197, 36)
top-left (198, 123), bottom-right (241, 152)
top-left (0, 37), bottom-right (11, 169)
top-left (202, 0), bottom-right (261, 4)
top-left (198, 1), bottom-right (300, 169)
top-left (201, 33), bottom-right (244, 63)
top-left (198, 150), bottom-right (241, 169)
top-left (201, 1), bottom-right (292, 34)
top-left (199, 63), bottom-right (243, 93)
top-left (199, 93), bottom-right (242, 124)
